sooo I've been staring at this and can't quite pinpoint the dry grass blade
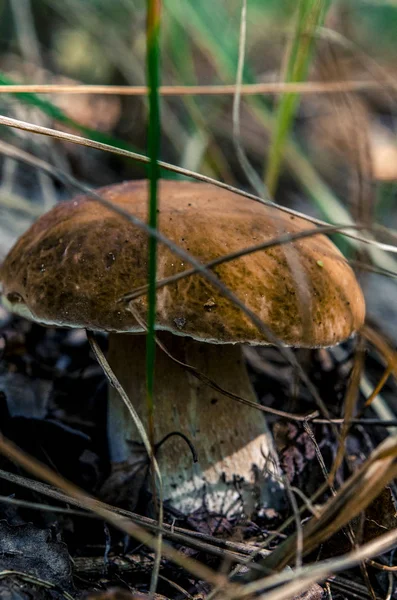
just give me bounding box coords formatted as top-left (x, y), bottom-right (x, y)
top-left (205, 482), bottom-right (331, 600)
top-left (251, 436), bottom-right (397, 577)
top-left (0, 140), bottom-right (335, 421)
top-left (0, 80), bottom-right (387, 95)
top-left (0, 469), bottom-right (270, 564)
top-left (283, 477), bottom-right (304, 571)
top-left (0, 495), bottom-right (95, 517)
top-left (360, 325), bottom-right (397, 437)
top-left (126, 301), bottom-right (316, 422)
top-left (0, 113), bottom-right (396, 254)
top-left (120, 223), bottom-right (367, 303)
top-left (362, 324), bottom-right (397, 381)
top-left (363, 365), bottom-right (393, 407)
top-left (349, 258), bottom-right (397, 279)
top-left (302, 421), bottom-right (331, 485)
top-left (0, 570), bottom-right (74, 600)
top-left (86, 330), bottom-right (164, 594)
top-left (328, 338), bottom-right (365, 483)
top-left (87, 332), bottom-right (162, 482)
top-left (0, 434), bottom-right (233, 591)
top-left (241, 526), bottom-right (397, 600)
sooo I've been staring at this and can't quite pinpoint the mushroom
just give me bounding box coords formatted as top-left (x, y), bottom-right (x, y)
top-left (0, 180), bottom-right (365, 516)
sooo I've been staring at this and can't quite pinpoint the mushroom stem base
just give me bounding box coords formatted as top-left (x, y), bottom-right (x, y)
top-left (107, 333), bottom-right (282, 516)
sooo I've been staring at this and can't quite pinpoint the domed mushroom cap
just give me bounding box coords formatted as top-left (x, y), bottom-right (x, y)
top-left (0, 180), bottom-right (365, 346)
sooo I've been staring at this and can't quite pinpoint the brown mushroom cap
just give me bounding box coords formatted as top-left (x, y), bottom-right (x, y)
top-left (0, 180), bottom-right (365, 346)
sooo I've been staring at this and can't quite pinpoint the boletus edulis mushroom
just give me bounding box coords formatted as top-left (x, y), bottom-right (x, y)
top-left (0, 180), bottom-right (365, 516)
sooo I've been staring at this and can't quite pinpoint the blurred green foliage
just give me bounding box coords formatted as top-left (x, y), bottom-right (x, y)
top-left (1, 0), bottom-right (397, 238)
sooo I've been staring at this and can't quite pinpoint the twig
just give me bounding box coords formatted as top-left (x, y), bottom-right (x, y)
top-left (0, 113), bottom-right (396, 255)
top-left (0, 494), bottom-right (94, 517)
top-left (242, 525), bottom-right (397, 600)
top-left (0, 80), bottom-right (387, 95)
top-left (86, 330), bottom-right (164, 595)
top-left (0, 570), bottom-right (74, 600)
top-left (0, 469), bottom-right (270, 564)
top-left (119, 223), bottom-right (369, 303)
top-left (0, 435), bottom-right (231, 590)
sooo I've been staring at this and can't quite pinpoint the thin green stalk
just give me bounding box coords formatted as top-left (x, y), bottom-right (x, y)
top-left (265, 0), bottom-right (330, 195)
top-left (146, 0), bottom-right (161, 457)
top-left (146, 0), bottom-right (162, 594)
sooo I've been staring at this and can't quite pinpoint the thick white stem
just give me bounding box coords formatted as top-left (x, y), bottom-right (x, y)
top-left (107, 333), bottom-right (282, 516)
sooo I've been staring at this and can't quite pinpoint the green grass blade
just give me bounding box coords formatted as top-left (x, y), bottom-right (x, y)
top-left (146, 1), bottom-right (162, 593)
top-left (265, 0), bottom-right (330, 195)
top-left (146, 0), bottom-right (161, 452)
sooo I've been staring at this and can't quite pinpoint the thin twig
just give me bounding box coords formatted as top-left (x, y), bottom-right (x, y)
top-left (0, 80), bottom-right (387, 95)
top-left (87, 330), bottom-right (164, 593)
top-left (120, 223), bottom-right (369, 303)
top-left (0, 469), bottom-right (269, 566)
top-left (242, 525), bottom-right (397, 600)
top-left (0, 494), bottom-right (95, 517)
top-left (0, 570), bottom-right (74, 600)
top-left (0, 113), bottom-right (396, 255)
top-left (0, 436), bottom-right (231, 589)
top-left (283, 476), bottom-right (303, 571)
top-left (0, 129), bottom-right (337, 425)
